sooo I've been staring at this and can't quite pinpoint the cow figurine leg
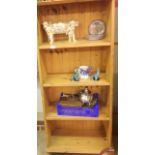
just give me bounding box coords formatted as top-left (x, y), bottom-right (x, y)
top-left (48, 32), bottom-right (54, 44)
top-left (67, 21), bottom-right (79, 43)
top-left (68, 32), bottom-right (72, 42)
top-left (68, 30), bottom-right (76, 42)
top-left (72, 32), bottom-right (76, 42)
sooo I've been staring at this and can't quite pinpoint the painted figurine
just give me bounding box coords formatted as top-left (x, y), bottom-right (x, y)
top-left (43, 20), bottom-right (79, 44)
top-left (70, 69), bottom-right (80, 81)
top-left (91, 68), bottom-right (100, 81)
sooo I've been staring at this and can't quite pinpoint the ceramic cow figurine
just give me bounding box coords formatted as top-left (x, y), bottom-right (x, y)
top-left (70, 69), bottom-right (80, 81)
top-left (43, 20), bottom-right (79, 44)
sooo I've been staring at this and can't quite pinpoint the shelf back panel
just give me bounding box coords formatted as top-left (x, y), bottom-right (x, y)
top-left (41, 47), bottom-right (109, 74)
top-left (48, 120), bottom-right (108, 137)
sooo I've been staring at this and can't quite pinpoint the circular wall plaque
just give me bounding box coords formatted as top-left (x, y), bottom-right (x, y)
top-left (88, 19), bottom-right (106, 35)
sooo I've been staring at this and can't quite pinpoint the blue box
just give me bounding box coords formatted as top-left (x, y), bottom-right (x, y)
top-left (56, 93), bottom-right (99, 117)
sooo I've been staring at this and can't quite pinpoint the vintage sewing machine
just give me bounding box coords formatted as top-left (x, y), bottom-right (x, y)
top-left (60, 87), bottom-right (97, 108)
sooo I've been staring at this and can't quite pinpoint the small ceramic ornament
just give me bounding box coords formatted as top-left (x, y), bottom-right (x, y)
top-left (78, 66), bottom-right (91, 79)
top-left (43, 20), bottom-right (79, 44)
top-left (70, 69), bottom-right (80, 81)
top-left (91, 68), bottom-right (100, 81)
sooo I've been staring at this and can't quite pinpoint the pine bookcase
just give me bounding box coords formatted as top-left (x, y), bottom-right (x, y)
top-left (37, 0), bottom-right (115, 154)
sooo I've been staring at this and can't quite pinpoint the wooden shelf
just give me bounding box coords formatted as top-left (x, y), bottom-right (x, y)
top-left (39, 39), bottom-right (111, 50)
top-left (46, 105), bottom-right (109, 121)
top-left (38, 0), bottom-right (104, 6)
top-left (47, 135), bottom-right (108, 154)
top-left (43, 73), bottom-right (110, 87)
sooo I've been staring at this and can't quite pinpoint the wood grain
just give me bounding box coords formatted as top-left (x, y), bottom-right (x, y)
top-left (47, 136), bottom-right (108, 154)
top-left (39, 39), bottom-right (111, 50)
top-left (38, 1), bottom-right (110, 42)
top-left (43, 73), bottom-right (110, 87)
top-left (42, 47), bottom-right (109, 74)
top-left (38, 0), bottom-right (106, 6)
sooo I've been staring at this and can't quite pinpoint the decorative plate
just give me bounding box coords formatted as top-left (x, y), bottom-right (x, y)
top-left (87, 34), bottom-right (104, 41)
top-left (88, 20), bottom-right (106, 35)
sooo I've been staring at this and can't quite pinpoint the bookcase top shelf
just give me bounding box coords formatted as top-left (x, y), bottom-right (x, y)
top-left (39, 39), bottom-right (111, 50)
top-left (37, 0), bottom-right (106, 6)
top-left (43, 73), bottom-right (110, 87)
